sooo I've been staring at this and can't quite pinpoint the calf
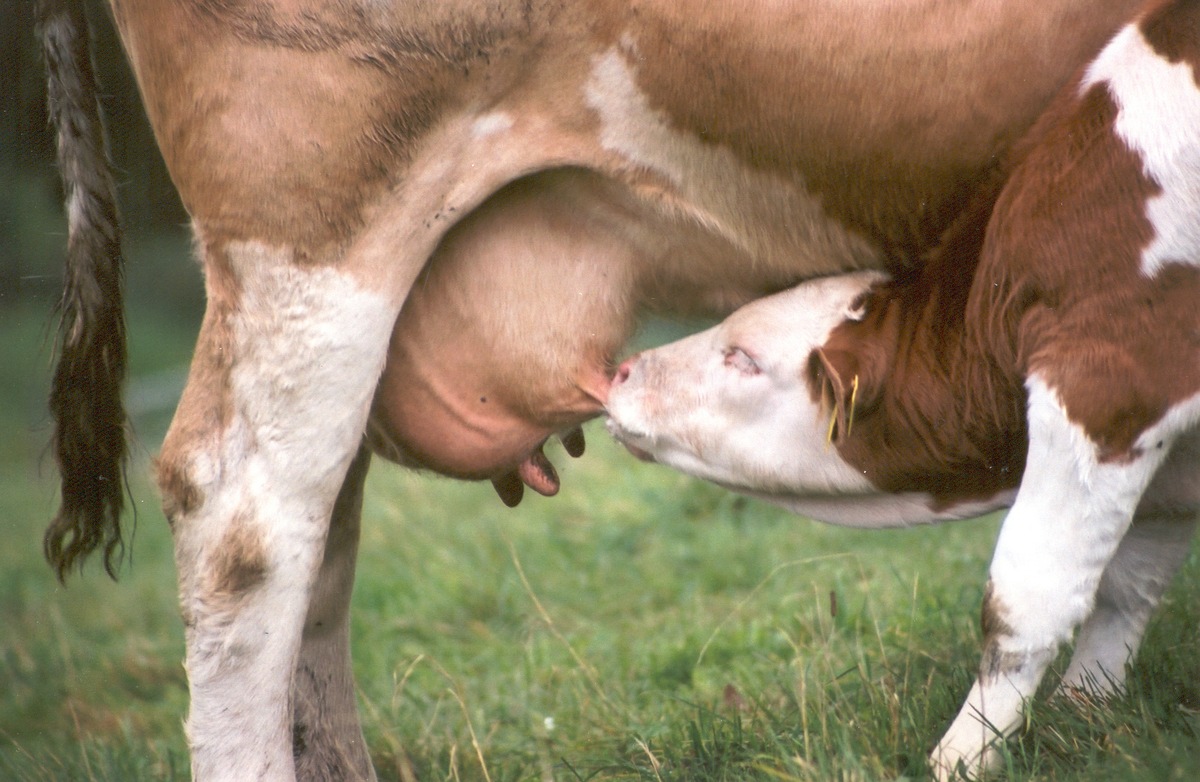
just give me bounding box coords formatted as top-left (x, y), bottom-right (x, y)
top-left (40, 0), bottom-right (1149, 778)
top-left (608, 1), bottom-right (1200, 776)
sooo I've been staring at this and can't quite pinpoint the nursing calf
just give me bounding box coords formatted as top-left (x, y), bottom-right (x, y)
top-left (608, 2), bottom-right (1200, 777)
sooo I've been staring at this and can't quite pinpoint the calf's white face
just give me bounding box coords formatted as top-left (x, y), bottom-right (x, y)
top-left (608, 273), bottom-right (890, 520)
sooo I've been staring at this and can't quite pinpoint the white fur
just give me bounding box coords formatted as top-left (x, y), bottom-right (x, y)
top-left (767, 490), bottom-right (1017, 529)
top-left (471, 111), bottom-right (515, 139)
top-left (1062, 428), bottom-right (1200, 695)
top-left (1061, 509), bottom-right (1196, 696)
top-left (1083, 23), bottom-right (1200, 277)
top-left (607, 273), bottom-right (885, 505)
top-left (178, 242), bottom-right (397, 781)
top-left (584, 46), bottom-right (881, 276)
top-left (931, 376), bottom-right (1177, 778)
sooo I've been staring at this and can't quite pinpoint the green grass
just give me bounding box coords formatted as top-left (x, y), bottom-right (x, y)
top-left (1, 286), bottom-right (1198, 780)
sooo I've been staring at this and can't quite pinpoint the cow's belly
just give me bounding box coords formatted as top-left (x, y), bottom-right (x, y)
top-left (366, 166), bottom-right (855, 480)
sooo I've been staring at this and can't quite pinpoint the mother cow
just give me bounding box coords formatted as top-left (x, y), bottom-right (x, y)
top-left (40, 0), bottom-right (1144, 778)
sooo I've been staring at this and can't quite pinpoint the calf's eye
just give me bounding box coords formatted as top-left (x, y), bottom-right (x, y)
top-left (723, 347), bottom-right (761, 375)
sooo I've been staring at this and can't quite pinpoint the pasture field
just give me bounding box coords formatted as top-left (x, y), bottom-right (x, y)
top-left (2, 288), bottom-right (1199, 781)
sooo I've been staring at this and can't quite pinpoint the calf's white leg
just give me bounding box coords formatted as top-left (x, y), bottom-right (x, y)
top-left (159, 241), bottom-right (398, 781)
top-left (1059, 431), bottom-right (1200, 697)
top-left (1059, 509), bottom-right (1196, 698)
top-left (931, 376), bottom-right (1176, 780)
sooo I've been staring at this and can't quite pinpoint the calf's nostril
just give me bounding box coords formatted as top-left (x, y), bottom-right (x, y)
top-left (612, 356), bottom-right (636, 386)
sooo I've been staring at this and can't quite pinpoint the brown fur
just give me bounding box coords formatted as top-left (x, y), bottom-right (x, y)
top-left (624, 1), bottom-right (1138, 264)
top-left (813, 2), bottom-right (1200, 505)
top-left (973, 82), bottom-right (1200, 461)
top-left (156, 239), bottom-right (241, 524)
top-left (1141, 0), bottom-right (1200, 73)
top-left (978, 579), bottom-right (1023, 679)
top-left (208, 514), bottom-right (269, 599)
top-left (979, 580), bottom-right (1014, 644)
top-left (106, 0), bottom-right (1140, 264)
top-left (154, 456), bottom-right (201, 526)
top-left (109, 0), bottom-right (489, 255)
top-left (810, 177), bottom-right (1028, 507)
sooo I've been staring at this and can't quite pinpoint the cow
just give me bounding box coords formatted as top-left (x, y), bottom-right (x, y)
top-left (607, 1), bottom-right (1200, 777)
top-left (37, 0), bottom-right (1151, 779)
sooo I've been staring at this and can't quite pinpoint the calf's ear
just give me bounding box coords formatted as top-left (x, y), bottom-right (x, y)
top-left (806, 342), bottom-right (883, 444)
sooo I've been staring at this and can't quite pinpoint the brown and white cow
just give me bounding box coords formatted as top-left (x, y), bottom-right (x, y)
top-left (608, 1), bottom-right (1200, 776)
top-left (39, 0), bottom-right (1153, 779)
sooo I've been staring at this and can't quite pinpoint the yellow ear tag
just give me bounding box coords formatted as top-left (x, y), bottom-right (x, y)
top-left (826, 374), bottom-right (860, 444)
top-left (846, 374), bottom-right (859, 437)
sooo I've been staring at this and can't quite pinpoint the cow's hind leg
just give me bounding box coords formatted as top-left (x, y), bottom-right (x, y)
top-left (159, 240), bottom-right (397, 781)
top-left (930, 376), bottom-right (1183, 780)
top-left (293, 445), bottom-right (377, 780)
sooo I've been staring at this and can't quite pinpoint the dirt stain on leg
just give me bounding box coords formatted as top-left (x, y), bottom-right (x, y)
top-left (209, 513), bottom-right (269, 599)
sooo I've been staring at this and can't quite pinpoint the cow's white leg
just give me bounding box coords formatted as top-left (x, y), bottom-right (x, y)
top-left (158, 240), bottom-right (397, 781)
top-left (930, 377), bottom-right (1174, 780)
top-left (293, 445), bottom-right (377, 781)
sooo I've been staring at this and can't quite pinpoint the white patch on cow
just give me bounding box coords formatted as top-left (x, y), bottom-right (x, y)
top-left (583, 46), bottom-right (881, 275)
top-left (225, 242), bottom-right (396, 481)
top-left (1083, 24), bottom-right (1200, 277)
top-left (1061, 427), bottom-right (1200, 696)
top-left (471, 111), bottom-right (515, 139)
top-left (179, 241), bottom-right (398, 780)
top-left (932, 374), bottom-right (1186, 780)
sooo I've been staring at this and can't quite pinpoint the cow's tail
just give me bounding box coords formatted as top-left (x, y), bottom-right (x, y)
top-left (38, 0), bottom-right (130, 581)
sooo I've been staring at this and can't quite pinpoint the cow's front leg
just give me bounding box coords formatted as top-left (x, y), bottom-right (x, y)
top-left (293, 445), bottom-right (377, 780)
top-left (159, 241), bottom-right (397, 781)
top-left (931, 377), bottom-right (1173, 780)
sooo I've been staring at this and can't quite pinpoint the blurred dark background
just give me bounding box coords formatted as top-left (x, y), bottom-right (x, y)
top-left (2, 0), bottom-right (199, 315)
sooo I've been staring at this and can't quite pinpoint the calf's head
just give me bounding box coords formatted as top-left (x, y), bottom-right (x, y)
top-left (607, 273), bottom-right (887, 517)
top-left (606, 270), bottom-right (1025, 526)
